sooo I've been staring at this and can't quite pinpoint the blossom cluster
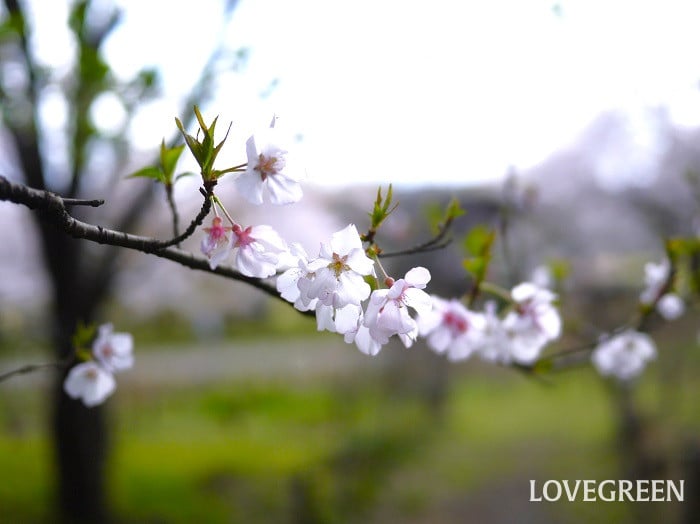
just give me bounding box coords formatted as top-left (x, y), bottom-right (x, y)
top-left (591, 330), bottom-right (656, 381)
top-left (172, 113), bottom-right (690, 392)
top-left (276, 224), bottom-right (432, 355)
top-left (19, 111), bottom-right (695, 411)
top-left (193, 115), bottom-right (568, 362)
top-left (417, 282), bottom-right (561, 365)
top-left (640, 258), bottom-right (684, 320)
top-left (199, 123), bottom-right (298, 275)
top-left (63, 324), bottom-right (134, 407)
top-left (589, 257), bottom-right (684, 382)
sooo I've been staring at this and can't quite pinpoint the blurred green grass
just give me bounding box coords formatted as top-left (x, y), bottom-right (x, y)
top-left (0, 336), bottom-right (697, 523)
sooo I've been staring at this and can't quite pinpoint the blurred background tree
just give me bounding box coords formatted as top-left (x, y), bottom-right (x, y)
top-left (0, 0), bottom-right (239, 520)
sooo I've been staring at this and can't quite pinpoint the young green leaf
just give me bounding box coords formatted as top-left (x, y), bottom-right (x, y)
top-left (71, 322), bottom-right (97, 353)
top-left (126, 166), bottom-right (165, 183)
top-left (463, 225), bottom-right (494, 257)
top-left (463, 257), bottom-right (488, 279)
top-left (426, 197), bottom-right (465, 234)
top-left (369, 184), bottom-right (398, 230)
top-left (160, 141), bottom-right (185, 180)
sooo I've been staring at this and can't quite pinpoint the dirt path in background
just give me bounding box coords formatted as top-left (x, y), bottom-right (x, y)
top-left (1, 336), bottom-right (381, 389)
top-left (123, 336), bottom-right (380, 387)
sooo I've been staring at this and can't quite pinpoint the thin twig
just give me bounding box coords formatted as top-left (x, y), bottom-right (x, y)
top-left (155, 189), bottom-right (212, 249)
top-left (378, 218), bottom-right (454, 258)
top-left (0, 361), bottom-right (68, 383)
top-left (164, 184), bottom-right (181, 245)
top-left (62, 198), bottom-right (105, 207)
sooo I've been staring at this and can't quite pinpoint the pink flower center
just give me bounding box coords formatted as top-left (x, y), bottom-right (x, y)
top-left (443, 310), bottom-right (468, 334)
top-left (100, 343), bottom-right (114, 359)
top-left (255, 153), bottom-right (280, 180)
top-left (234, 225), bottom-right (255, 248)
top-left (84, 367), bottom-right (98, 381)
top-left (206, 217), bottom-right (229, 243)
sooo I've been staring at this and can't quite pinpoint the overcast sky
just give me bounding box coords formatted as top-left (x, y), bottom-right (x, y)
top-left (33, 0), bottom-right (700, 189)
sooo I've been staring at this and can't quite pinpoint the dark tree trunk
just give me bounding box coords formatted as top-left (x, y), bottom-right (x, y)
top-left (40, 226), bottom-right (111, 522)
top-left (53, 371), bottom-right (109, 523)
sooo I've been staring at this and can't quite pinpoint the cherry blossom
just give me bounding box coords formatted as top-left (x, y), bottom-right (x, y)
top-left (276, 243), bottom-right (317, 311)
top-left (591, 330), bottom-right (657, 381)
top-left (657, 293), bottom-right (684, 320)
top-left (92, 323), bottom-right (134, 372)
top-left (640, 258), bottom-right (684, 320)
top-left (364, 267), bottom-right (432, 348)
top-left (301, 224), bottom-right (375, 310)
top-left (231, 224), bottom-right (287, 278)
top-left (640, 259), bottom-right (670, 304)
top-left (316, 303), bottom-right (363, 335)
top-left (344, 318), bottom-right (383, 356)
top-left (501, 282), bottom-right (561, 364)
top-left (417, 296), bottom-right (486, 361)
top-left (62, 323), bottom-right (135, 407)
top-left (475, 301), bottom-right (512, 364)
top-left (63, 361), bottom-right (116, 407)
top-left (236, 128), bottom-right (302, 205)
top-left (201, 217), bottom-right (233, 269)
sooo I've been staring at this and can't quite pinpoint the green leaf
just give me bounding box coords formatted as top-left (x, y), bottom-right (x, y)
top-left (177, 107), bottom-right (231, 180)
top-left (425, 197), bottom-right (465, 234)
top-left (193, 105), bottom-right (209, 132)
top-left (175, 117), bottom-right (203, 163)
top-left (463, 257), bottom-right (487, 278)
top-left (160, 141), bottom-right (185, 180)
top-left (175, 171), bottom-right (196, 182)
top-left (71, 321), bottom-right (97, 353)
top-left (424, 202), bottom-right (445, 233)
top-left (547, 258), bottom-right (570, 284)
top-left (364, 274), bottom-right (379, 292)
top-left (463, 226), bottom-right (494, 257)
top-left (209, 122), bottom-right (233, 174)
top-left (369, 185), bottom-right (398, 230)
top-left (445, 197), bottom-right (465, 221)
top-left (126, 166), bottom-right (165, 183)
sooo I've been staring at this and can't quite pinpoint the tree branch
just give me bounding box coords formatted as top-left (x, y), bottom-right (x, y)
top-left (0, 360), bottom-right (69, 383)
top-left (2, 0), bottom-right (46, 191)
top-left (0, 175), bottom-right (285, 302)
top-left (377, 219), bottom-right (453, 258)
top-left (62, 197), bottom-right (105, 207)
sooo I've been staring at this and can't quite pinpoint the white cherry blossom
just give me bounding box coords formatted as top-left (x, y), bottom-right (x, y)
top-left (316, 303), bottom-right (362, 335)
top-left (301, 224), bottom-right (375, 310)
top-left (236, 128), bottom-right (302, 205)
top-left (640, 258), bottom-right (684, 320)
top-left (332, 305), bottom-right (384, 356)
top-left (640, 259), bottom-right (670, 305)
top-left (417, 296), bottom-right (486, 361)
top-left (92, 323), bottom-right (133, 372)
top-left (475, 301), bottom-right (512, 364)
top-left (591, 330), bottom-right (657, 381)
top-left (364, 267), bottom-right (432, 348)
top-left (231, 224), bottom-right (287, 278)
top-left (501, 282), bottom-right (561, 364)
top-left (63, 361), bottom-right (116, 407)
top-left (201, 217), bottom-right (233, 269)
top-left (657, 293), bottom-right (684, 320)
top-left (345, 322), bottom-right (384, 356)
top-left (276, 243), bottom-right (316, 311)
